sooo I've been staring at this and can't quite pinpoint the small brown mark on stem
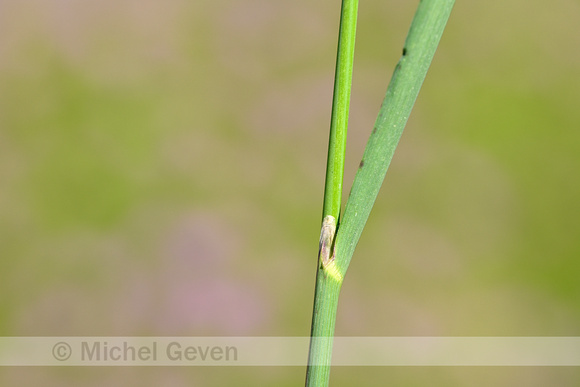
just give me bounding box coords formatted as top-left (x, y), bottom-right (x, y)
top-left (319, 215), bottom-right (336, 268)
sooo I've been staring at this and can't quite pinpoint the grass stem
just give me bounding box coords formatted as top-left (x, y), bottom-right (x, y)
top-left (306, 0), bottom-right (358, 385)
top-left (306, 1), bottom-right (454, 386)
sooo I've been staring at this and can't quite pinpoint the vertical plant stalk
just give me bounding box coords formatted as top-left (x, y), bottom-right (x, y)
top-left (322, 0), bottom-right (359, 222)
top-left (306, 0), bottom-right (358, 385)
top-left (306, 1), bottom-right (455, 386)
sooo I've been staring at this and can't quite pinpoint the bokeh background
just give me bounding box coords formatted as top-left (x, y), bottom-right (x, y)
top-left (1, 0), bottom-right (579, 385)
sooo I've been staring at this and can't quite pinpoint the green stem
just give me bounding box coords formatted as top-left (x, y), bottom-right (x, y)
top-left (305, 272), bottom-right (342, 386)
top-left (306, 0), bottom-right (454, 386)
top-left (306, 0), bottom-right (358, 385)
top-left (322, 0), bottom-right (358, 221)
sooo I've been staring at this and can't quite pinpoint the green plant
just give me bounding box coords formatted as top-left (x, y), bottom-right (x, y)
top-left (305, 0), bottom-right (455, 385)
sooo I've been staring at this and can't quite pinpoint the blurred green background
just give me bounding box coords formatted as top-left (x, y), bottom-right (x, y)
top-left (1, 0), bottom-right (579, 385)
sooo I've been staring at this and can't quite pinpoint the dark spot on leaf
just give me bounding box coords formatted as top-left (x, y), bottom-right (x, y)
top-left (372, 127), bottom-right (377, 134)
top-left (359, 160), bottom-right (364, 169)
top-left (402, 47), bottom-right (407, 56)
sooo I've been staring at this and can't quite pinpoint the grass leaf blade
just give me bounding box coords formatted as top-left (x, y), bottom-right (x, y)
top-left (334, 0), bottom-right (455, 275)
